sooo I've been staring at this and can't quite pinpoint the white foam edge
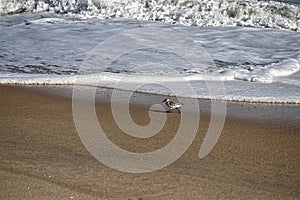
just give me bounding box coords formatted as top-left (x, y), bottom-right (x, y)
top-left (0, 72), bottom-right (299, 103)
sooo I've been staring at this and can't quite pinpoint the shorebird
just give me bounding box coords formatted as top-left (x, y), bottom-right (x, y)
top-left (162, 98), bottom-right (183, 113)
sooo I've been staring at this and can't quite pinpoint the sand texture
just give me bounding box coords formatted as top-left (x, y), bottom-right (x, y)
top-left (0, 85), bottom-right (299, 199)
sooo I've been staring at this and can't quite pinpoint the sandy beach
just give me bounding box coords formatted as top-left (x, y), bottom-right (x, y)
top-left (0, 85), bottom-right (299, 199)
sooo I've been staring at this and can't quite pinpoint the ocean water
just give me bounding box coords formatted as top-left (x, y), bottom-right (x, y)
top-left (0, 0), bottom-right (300, 103)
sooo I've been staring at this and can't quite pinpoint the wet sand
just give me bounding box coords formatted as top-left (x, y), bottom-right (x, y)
top-left (0, 85), bottom-right (299, 199)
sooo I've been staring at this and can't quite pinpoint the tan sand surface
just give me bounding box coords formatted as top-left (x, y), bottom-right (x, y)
top-left (0, 85), bottom-right (299, 199)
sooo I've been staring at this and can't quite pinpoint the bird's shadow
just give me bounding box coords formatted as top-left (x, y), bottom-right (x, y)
top-left (149, 109), bottom-right (179, 114)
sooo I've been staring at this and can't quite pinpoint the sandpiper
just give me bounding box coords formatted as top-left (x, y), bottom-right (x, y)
top-left (162, 98), bottom-right (183, 113)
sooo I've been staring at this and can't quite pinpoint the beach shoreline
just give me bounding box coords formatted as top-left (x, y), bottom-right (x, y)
top-left (13, 84), bottom-right (300, 126)
top-left (0, 85), bottom-right (299, 199)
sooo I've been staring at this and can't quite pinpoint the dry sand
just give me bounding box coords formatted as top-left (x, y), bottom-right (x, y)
top-left (0, 85), bottom-right (299, 199)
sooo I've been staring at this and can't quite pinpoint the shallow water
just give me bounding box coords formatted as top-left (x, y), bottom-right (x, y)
top-left (0, 1), bottom-right (299, 103)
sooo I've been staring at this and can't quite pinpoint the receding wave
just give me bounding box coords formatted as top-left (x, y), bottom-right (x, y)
top-left (0, 1), bottom-right (300, 103)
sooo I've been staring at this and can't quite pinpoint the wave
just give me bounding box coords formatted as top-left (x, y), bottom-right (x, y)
top-left (0, 4), bottom-right (300, 104)
top-left (0, 0), bottom-right (300, 32)
top-left (1, 72), bottom-right (299, 104)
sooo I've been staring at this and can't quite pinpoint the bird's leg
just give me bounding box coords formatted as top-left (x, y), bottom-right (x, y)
top-left (176, 108), bottom-right (181, 113)
top-left (166, 109), bottom-right (171, 113)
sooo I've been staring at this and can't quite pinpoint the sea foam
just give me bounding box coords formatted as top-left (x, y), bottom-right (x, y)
top-left (0, 1), bottom-right (300, 103)
top-left (0, 0), bottom-right (299, 32)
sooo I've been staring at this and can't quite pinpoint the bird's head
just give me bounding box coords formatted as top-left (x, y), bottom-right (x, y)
top-left (162, 98), bottom-right (170, 102)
